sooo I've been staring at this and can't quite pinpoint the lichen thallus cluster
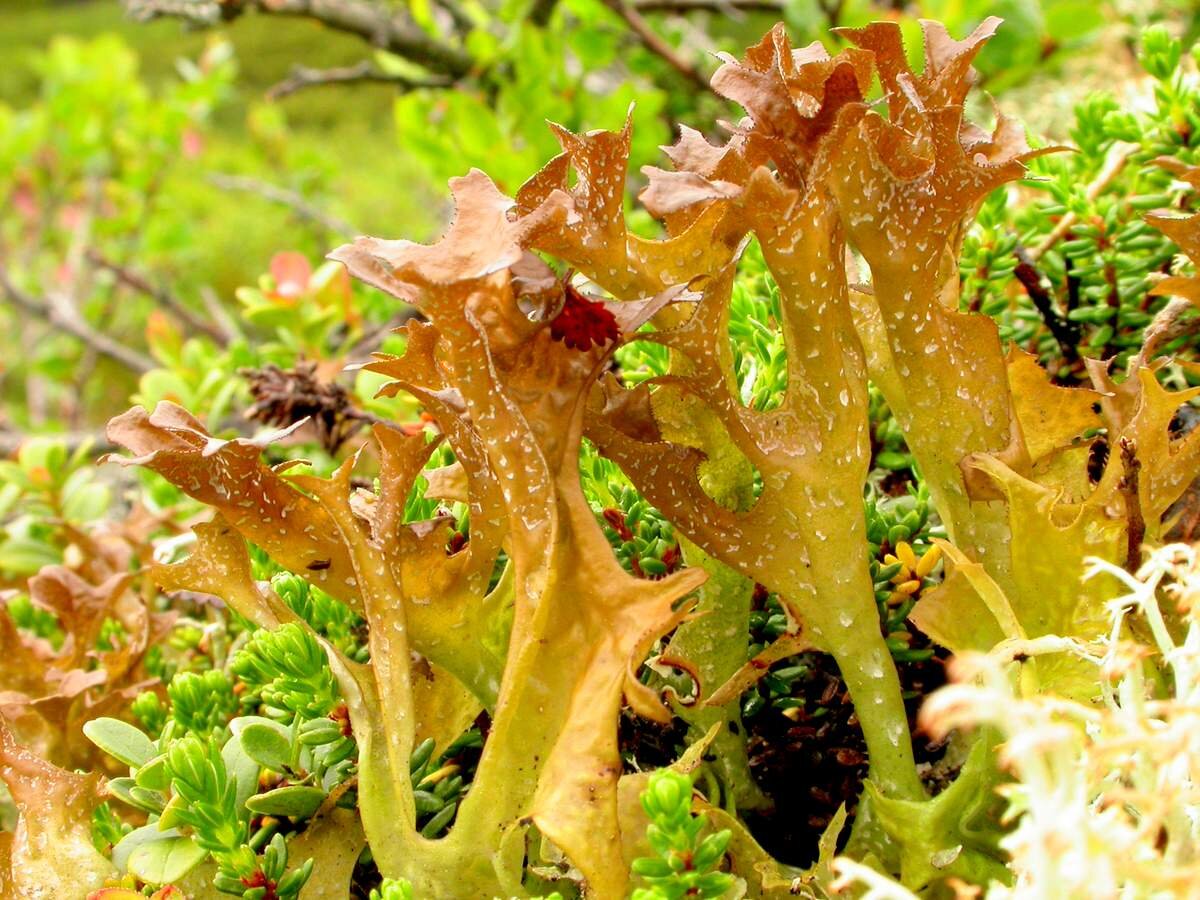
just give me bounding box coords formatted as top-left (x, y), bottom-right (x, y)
top-left (3, 16), bottom-right (1200, 900)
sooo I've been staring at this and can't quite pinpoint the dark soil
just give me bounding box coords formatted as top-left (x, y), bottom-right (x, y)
top-left (619, 636), bottom-right (949, 868)
top-left (739, 645), bottom-right (948, 867)
top-left (619, 705), bottom-right (689, 771)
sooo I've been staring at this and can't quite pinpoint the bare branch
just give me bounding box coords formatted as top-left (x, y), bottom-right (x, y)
top-left (1, 269), bottom-right (155, 375)
top-left (266, 60), bottom-right (451, 100)
top-left (206, 173), bottom-right (358, 237)
top-left (529, 0), bottom-right (562, 25)
top-left (125, 0), bottom-right (474, 77)
top-left (86, 248), bottom-right (230, 345)
top-left (123, 0), bottom-right (221, 25)
top-left (631, 0), bottom-right (782, 10)
top-left (200, 286), bottom-right (243, 345)
top-left (1118, 436), bottom-right (1145, 574)
top-left (1013, 245), bottom-right (1081, 364)
top-left (601, 0), bottom-right (711, 93)
top-left (1029, 145), bottom-right (1133, 262)
top-left (431, 0), bottom-right (474, 34)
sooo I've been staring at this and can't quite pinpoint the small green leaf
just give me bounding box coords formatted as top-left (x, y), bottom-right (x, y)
top-left (128, 834), bottom-right (208, 885)
top-left (129, 785), bottom-right (167, 813)
top-left (0, 536), bottom-right (61, 577)
top-left (106, 777), bottom-right (149, 812)
top-left (135, 754), bottom-right (171, 792)
top-left (239, 722), bottom-right (292, 772)
top-left (245, 784), bottom-right (326, 819)
top-left (875, 450), bottom-right (912, 471)
top-left (61, 479), bottom-right (110, 523)
top-left (223, 729), bottom-right (262, 811)
top-left (158, 792), bottom-right (189, 831)
top-left (84, 718), bottom-right (155, 768)
top-left (112, 823), bottom-right (186, 875)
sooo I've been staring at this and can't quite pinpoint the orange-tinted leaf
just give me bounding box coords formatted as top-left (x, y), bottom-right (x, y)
top-left (149, 519), bottom-right (295, 629)
top-left (0, 718), bottom-right (114, 895)
top-left (28, 568), bottom-right (132, 670)
top-left (105, 403), bottom-right (360, 609)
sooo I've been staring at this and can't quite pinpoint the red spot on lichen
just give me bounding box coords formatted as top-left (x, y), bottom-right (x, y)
top-left (550, 282), bottom-right (620, 351)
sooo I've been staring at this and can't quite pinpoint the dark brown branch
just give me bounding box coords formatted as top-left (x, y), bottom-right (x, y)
top-left (206, 173), bottom-right (358, 237)
top-left (86, 248), bottom-right (230, 345)
top-left (267, 60), bottom-right (452, 100)
top-left (1064, 253), bottom-right (1081, 316)
top-left (529, 0), bottom-right (562, 26)
top-left (126, 0), bottom-right (474, 77)
top-left (1118, 437), bottom-right (1145, 574)
top-left (601, 0), bottom-right (711, 92)
top-left (1014, 245), bottom-right (1081, 363)
top-left (631, 0), bottom-right (782, 10)
top-left (1, 268), bottom-right (155, 374)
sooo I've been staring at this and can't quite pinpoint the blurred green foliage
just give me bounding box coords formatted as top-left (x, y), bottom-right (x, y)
top-left (0, 437), bottom-right (110, 579)
top-left (0, 4), bottom-right (439, 433)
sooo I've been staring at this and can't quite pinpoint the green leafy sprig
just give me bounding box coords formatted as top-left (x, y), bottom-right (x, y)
top-left (631, 768), bottom-right (733, 900)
